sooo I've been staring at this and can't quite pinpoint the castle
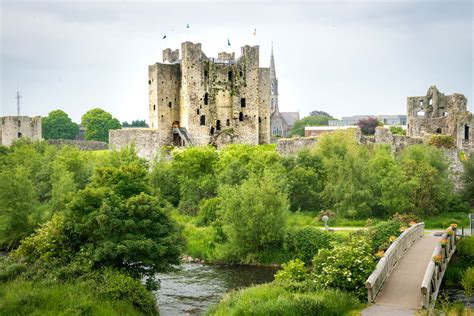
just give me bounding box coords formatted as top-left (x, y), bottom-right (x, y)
top-left (149, 41), bottom-right (272, 147)
top-left (0, 116), bottom-right (42, 146)
top-left (111, 41), bottom-right (296, 158)
top-left (407, 85), bottom-right (473, 150)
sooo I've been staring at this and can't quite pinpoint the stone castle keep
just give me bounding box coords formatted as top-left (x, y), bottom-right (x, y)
top-left (111, 41), bottom-right (284, 157)
top-left (0, 116), bottom-right (42, 146)
top-left (150, 42), bottom-right (272, 146)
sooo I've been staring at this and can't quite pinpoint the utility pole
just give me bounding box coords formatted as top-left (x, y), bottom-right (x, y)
top-left (16, 91), bottom-right (22, 116)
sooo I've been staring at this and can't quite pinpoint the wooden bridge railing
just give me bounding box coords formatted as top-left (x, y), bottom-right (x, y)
top-left (421, 226), bottom-right (457, 309)
top-left (365, 222), bottom-right (425, 303)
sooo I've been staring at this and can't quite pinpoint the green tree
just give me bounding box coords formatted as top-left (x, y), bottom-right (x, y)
top-left (81, 108), bottom-right (121, 142)
top-left (122, 120), bottom-right (149, 128)
top-left (367, 146), bottom-right (411, 217)
top-left (399, 145), bottom-right (452, 216)
top-left (42, 110), bottom-right (79, 140)
top-left (219, 171), bottom-right (289, 258)
top-left (462, 156), bottom-right (474, 206)
top-left (0, 166), bottom-right (38, 250)
top-left (290, 115), bottom-right (334, 137)
top-left (316, 130), bottom-right (373, 218)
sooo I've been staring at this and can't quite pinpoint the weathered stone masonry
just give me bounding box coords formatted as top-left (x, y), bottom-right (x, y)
top-left (0, 116), bottom-right (42, 146)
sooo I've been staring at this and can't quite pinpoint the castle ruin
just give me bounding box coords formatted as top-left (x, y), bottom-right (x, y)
top-left (0, 116), bottom-right (42, 146)
top-left (407, 85), bottom-right (473, 151)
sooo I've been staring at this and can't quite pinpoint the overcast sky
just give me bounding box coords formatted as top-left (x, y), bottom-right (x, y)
top-left (1, 0), bottom-right (473, 123)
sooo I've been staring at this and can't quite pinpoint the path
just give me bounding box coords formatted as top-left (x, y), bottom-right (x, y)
top-left (362, 233), bottom-right (441, 315)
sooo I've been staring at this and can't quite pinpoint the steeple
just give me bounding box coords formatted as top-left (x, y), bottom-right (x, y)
top-left (270, 42), bottom-right (279, 115)
top-left (270, 42), bottom-right (276, 79)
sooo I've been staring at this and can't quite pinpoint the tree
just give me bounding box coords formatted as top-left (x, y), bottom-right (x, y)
top-left (81, 108), bottom-right (121, 142)
top-left (463, 156), bottom-right (474, 207)
top-left (357, 117), bottom-right (382, 135)
top-left (42, 110), bottom-right (79, 140)
top-left (219, 171), bottom-right (289, 258)
top-left (290, 115), bottom-right (334, 137)
top-left (309, 110), bottom-right (332, 117)
top-left (122, 120), bottom-right (149, 128)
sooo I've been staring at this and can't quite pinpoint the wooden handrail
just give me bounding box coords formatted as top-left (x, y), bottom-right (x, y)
top-left (420, 227), bottom-right (457, 309)
top-left (366, 222), bottom-right (424, 303)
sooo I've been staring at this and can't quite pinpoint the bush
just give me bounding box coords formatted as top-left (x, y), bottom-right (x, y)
top-left (457, 236), bottom-right (474, 264)
top-left (312, 242), bottom-right (375, 299)
top-left (365, 220), bottom-right (402, 253)
top-left (275, 259), bottom-right (308, 283)
top-left (196, 197), bottom-right (221, 226)
top-left (89, 269), bottom-right (158, 315)
top-left (389, 125), bottom-right (406, 135)
top-left (429, 134), bottom-right (455, 148)
top-left (357, 117), bottom-right (382, 135)
top-left (462, 157), bottom-right (474, 206)
top-left (208, 284), bottom-right (360, 316)
top-left (284, 227), bottom-right (333, 263)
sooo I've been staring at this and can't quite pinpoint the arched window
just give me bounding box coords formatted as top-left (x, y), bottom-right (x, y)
top-left (216, 120), bottom-right (221, 130)
top-left (200, 115), bottom-right (206, 126)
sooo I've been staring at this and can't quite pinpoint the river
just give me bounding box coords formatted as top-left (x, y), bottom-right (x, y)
top-left (154, 263), bottom-right (278, 316)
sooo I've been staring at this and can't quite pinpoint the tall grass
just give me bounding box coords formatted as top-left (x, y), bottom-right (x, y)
top-left (421, 212), bottom-right (470, 229)
top-left (207, 284), bottom-right (362, 316)
top-left (0, 279), bottom-right (142, 316)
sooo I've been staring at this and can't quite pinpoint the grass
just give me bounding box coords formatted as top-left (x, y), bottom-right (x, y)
top-left (421, 212), bottom-right (470, 229)
top-left (0, 279), bottom-right (142, 316)
top-left (207, 283), bottom-right (363, 316)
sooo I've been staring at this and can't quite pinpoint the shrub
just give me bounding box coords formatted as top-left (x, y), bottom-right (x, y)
top-left (462, 156), bottom-right (474, 206)
top-left (208, 284), bottom-right (360, 316)
top-left (284, 227), bottom-right (333, 263)
top-left (357, 117), bottom-right (382, 135)
top-left (457, 236), bottom-right (474, 264)
top-left (89, 269), bottom-right (158, 315)
top-left (461, 267), bottom-right (474, 297)
top-left (312, 242), bottom-right (375, 299)
top-left (367, 220), bottom-right (402, 253)
top-left (429, 134), bottom-right (455, 148)
top-left (275, 259), bottom-right (308, 283)
top-left (389, 125), bottom-right (406, 135)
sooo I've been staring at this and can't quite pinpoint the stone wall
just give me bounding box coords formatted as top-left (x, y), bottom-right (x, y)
top-left (109, 128), bottom-right (161, 160)
top-left (276, 136), bottom-right (318, 155)
top-left (47, 139), bottom-right (108, 151)
top-left (0, 116), bottom-right (42, 146)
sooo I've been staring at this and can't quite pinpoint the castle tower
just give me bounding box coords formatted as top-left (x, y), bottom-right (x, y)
top-left (270, 44), bottom-right (279, 116)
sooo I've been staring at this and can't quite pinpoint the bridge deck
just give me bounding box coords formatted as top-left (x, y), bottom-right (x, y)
top-left (363, 234), bottom-right (440, 315)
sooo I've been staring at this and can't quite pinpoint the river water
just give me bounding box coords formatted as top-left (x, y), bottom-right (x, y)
top-left (154, 263), bottom-right (278, 316)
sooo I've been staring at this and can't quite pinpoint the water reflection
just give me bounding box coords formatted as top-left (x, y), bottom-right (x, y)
top-left (155, 263), bottom-right (277, 316)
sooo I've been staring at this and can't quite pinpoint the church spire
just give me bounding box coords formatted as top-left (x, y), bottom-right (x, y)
top-left (270, 42), bottom-right (276, 79)
top-left (270, 42), bottom-right (278, 115)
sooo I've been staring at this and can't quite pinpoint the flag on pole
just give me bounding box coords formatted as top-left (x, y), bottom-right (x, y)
top-left (227, 38), bottom-right (231, 46)
top-left (253, 28), bottom-right (256, 36)
top-left (163, 34), bottom-right (167, 39)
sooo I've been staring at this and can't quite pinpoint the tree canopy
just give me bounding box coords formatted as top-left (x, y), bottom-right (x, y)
top-left (42, 110), bottom-right (79, 140)
top-left (357, 117), bottom-right (382, 135)
top-left (290, 115), bottom-right (334, 137)
top-left (81, 108), bottom-right (121, 142)
top-left (122, 120), bottom-right (149, 128)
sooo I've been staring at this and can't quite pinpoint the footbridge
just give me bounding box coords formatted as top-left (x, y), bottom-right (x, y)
top-left (362, 223), bottom-right (457, 315)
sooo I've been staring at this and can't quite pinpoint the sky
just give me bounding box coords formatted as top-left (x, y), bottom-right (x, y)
top-left (1, 0), bottom-right (473, 123)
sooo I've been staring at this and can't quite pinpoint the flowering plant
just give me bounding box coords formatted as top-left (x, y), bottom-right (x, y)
top-left (446, 227), bottom-right (454, 236)
top-left (400, 227), bottom-right (407, 232)
top-left (439, 239), bottom-right (448, 247)
top-left (376, 250), bottom-right (385, 258)
top-left (432, 254), bottom-right (442, 265)
top-left (389, 236), bottom-right (397, 243)
top-left (409, 221), bottom-right (417, 227)
top-left (450, 223), bottom-right (458, 229)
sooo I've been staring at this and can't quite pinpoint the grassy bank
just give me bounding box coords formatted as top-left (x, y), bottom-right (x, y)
top-left (0, 279), bottom-right (143, 316)
top-left (207, 284), bottom-right (363, 316)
